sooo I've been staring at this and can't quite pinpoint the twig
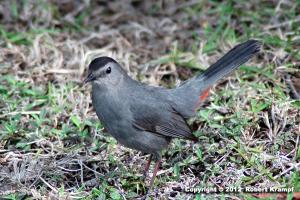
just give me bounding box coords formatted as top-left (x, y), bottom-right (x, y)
top-left (295, 132), bottom-right (300, 161)
top-left (39, 176), bottom-right (58, 193)
top-left (274, 162), bottom-right (300, 179)
top-left (284, 74), bottom-right (300, 100)
top-left (78, 160), bottom-right (84, 187)
top-left (264, 16), bottom-right (300, 30)
top-left (0, 111), bottom-right (40, 118)
top-left (57, 166), bottom-right (82, 172)
top-left (0, 189), bottom-right (32, 196)
top-left (81, 162), bottom-right (104, 176)
top-left (0, 150), bottom-right (10, 154)
top-left (46, 69), bottom-right (78, 74)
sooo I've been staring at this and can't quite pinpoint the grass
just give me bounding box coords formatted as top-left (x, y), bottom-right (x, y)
top-left (0, 0), bottom-right (300, 199)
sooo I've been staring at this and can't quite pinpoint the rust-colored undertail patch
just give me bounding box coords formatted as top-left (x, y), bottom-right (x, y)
top-left (193, 88), bottom-right (210, 112)
top-left (200, 88), bottom-right (210, 101)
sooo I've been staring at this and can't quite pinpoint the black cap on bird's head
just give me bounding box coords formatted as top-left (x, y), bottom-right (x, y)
top-left (83, 56), bottom-right (119, 84)
top-left (89, 56), bottom-right (117, 71)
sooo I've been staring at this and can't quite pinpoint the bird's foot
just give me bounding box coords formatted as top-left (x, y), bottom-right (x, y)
top-left (142, 154), bottom-right (152, 181)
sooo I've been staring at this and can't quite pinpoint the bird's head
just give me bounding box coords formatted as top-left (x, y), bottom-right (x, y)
top-left (84, 56), bottom-right (125, 86)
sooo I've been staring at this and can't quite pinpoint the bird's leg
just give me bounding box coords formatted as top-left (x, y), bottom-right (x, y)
top-left (148, 160), bottom-right (161, 191)
top-left (143, 154), bottom-right (152, 180)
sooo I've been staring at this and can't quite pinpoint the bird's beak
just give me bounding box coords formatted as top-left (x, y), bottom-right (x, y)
top-left (83, 73), bottom-right (95, 84)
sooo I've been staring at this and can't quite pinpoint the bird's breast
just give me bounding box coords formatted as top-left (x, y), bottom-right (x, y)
top-left (92, 86), bottom-right (132, 139)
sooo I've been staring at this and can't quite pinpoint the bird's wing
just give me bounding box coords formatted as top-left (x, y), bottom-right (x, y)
top-left (130, 102), bottom-right (197, 141)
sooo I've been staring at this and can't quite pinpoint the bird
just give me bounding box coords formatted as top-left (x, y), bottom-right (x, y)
top-left (83, 40), bottom-right (261, 190)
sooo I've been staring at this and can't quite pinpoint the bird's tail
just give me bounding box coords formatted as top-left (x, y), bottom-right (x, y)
top-left (172, 40), bottom-right (261, 118)
top-left (196, 40), bottom-right (261, 86)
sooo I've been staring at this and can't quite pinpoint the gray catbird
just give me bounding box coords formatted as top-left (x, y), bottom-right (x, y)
top-left (84, 40), bottom-right (261, 189)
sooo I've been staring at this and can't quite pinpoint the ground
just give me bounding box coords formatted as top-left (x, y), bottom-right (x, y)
top-left (0, 0), bottom-right (300, 199)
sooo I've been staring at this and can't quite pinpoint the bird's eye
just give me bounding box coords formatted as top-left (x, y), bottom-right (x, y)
top-left (106, 67), bottom-right (111, 74)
